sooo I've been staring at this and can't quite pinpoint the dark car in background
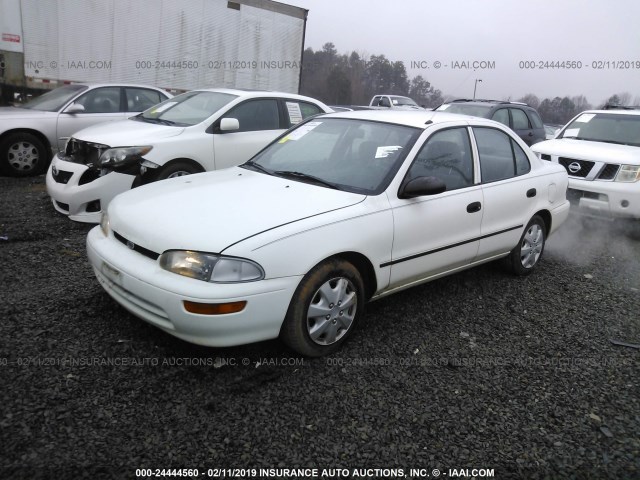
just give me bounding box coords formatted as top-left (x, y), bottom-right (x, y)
top-left (436, 99), bottom-right (546, 146)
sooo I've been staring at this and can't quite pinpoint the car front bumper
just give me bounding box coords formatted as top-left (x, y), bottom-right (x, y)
top-left (46, 155), bottom-right (135, 223)
top-left (86, 227), bottom-right (301, 347)
top-left (567, 178), bottom-right (640, 220)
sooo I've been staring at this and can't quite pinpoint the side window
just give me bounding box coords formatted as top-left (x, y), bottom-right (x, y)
top-left (511, 108), bottom-right (531, 130)
top-left (528, 110), bottom-right (544, 129)
top-left (406, 127), bottom-right (474, 191)
top-left (379, 97), bottom-right (391, 108)
top-left (125, 88), bottom-right (164, 112)
top-left (491, 109), bottom-right (509, 127)
top-left (284, 101), bottom-right (322, 127)
top-left (474, 127), bottom-right (531, 182)
top-left (225, 99), bottom-right (280, 133)
top-left (74, 87), bottom-right (121, 113)
top-left (513, 139), bottom-right (531, 175)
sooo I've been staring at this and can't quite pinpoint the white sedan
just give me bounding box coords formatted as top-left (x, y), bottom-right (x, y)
top-left (46, 89), bottom-right (331, 223)
top-left (87, 110), bottom-right (570, 356)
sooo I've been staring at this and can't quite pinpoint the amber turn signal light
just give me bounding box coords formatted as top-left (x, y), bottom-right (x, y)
top-left (183, 300), bottom-right (247, 315)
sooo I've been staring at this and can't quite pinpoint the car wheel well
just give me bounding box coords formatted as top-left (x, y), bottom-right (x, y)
top-left (161, 158), bottom-right (205, 173)
top-left (327, 252), bottom-right (377, 301)
top-left (534, 209), bottom-right (551, 234)
top-left (0, 128), bottom-right (52, 157)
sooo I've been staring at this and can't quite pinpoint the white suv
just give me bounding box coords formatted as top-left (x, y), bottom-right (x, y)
top-left (531, 109), bottom-right (640, 220)
top-left (46, 89), bottom-right (331, 222)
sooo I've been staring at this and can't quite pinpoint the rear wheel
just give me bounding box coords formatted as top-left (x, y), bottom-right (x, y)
top-left (0, 132), bottom-right (49, 177)
top-left (281, 258), bottom-right (364, 357)
top-left (502, 215), bottom-right (546, 275)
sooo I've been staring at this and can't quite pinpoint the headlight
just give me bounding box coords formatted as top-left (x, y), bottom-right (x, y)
top-left (615, 165), bottom-right (640, 183)
top-left (159, 250), bottom-right (264, 283)
top-left (99, 146), bottom-right (153, 167)
top-left (100, 212), bottom-right (109, 236)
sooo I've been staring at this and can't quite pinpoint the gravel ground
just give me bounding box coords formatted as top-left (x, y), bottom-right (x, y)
top-left (1, 175), bottom-right (639, 480)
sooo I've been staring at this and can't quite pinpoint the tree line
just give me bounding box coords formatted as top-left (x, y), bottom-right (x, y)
top-left (300, 43), bottom-right (638, 125)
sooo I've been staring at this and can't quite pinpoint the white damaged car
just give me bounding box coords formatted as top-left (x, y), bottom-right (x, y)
top-left (88, 110), bottom-right (569, 356)
top-left (46, 88), bottom-right (331, 222)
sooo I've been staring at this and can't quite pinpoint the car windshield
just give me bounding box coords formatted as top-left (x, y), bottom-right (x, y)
top-left (136, 91), bottom-right (238, 126)
top-left (391, 96), bottom-right (419, 107)
top-left (243, 118), bottom-right (421, 194)
top-left (559, 112), bottom-right (640, 146)
top-left (21, 85), bottom-right (89, 112)
top-left (437, 103), bottom-right (492, 117)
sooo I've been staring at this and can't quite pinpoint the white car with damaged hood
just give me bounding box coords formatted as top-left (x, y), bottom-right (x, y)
top-left (46, 88), bottom-right (330, 222)
top-left (88, 110), bottom-right (570, 356)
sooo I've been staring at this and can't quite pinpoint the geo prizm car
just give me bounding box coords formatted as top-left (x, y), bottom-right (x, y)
top-left (87, 110), bottom-right (570, 356)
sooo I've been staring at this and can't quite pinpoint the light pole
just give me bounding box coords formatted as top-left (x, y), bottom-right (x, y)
top-left (473, 79), bottom-right (482, 99)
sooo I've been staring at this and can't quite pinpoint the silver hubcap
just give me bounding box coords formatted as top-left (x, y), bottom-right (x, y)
top-left (8, 141), bottom-right (39, 171)
top-left (307, 277), bottom-right (357, 345)
top-left (167, 170), bottom-right (191, 178)
top-left (520, 224), bottom-right (544, 268)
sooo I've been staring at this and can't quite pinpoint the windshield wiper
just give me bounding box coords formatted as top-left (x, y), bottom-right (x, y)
top-left (242, 161), bottom-right (273, 176)
top-left (134, 116), bottom-right (177, 126)
top-left (274, 170), bottom-right (339, 189)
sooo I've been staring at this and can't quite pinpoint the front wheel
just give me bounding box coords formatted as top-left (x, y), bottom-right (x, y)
top-left (154, 161), bottom-right (202, 181)
top-left (502, 215), bottom-right (547, 275)
top-left (281, 259), bottom-right (365, 357)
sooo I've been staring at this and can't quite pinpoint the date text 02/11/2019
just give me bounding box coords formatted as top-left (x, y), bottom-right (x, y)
top-left (518, 60), bottom-right (640, 69)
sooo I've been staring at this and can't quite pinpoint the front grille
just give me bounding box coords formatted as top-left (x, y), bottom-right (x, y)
top-left (52, 169), bottom-right (73, 184)
top-left (597, 163), bottom-right (620, 180)
top-left (567, 188), bottom-right (607, 206)
top-left (558, 157), bottom-right (594, 178)
top-left (78, 168), bottom-right (102, 185)
top-left (113, 231), bottom-right (160, 260)
top-left (64, 138), bottom-right (110, 166)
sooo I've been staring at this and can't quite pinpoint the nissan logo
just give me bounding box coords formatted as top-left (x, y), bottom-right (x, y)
top-left (568, 162), bottom-right (582, 174)
top-left (126, 240), bottom-right (135, 250)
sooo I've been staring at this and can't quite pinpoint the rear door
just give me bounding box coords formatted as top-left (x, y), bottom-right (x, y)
top-left (509, 107), bottom-right (536, 145)
top-left (471, 126), bottom-right (538, 260)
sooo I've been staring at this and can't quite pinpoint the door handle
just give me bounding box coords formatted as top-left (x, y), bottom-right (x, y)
top-left (528, 132), bottom-right (534, 136)
top-left (467, 201), bottom-right (482, 213)
top-left (526, 188), bottom-right (537, 198)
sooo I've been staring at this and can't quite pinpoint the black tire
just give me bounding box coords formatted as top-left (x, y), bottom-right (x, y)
top-left (502, 215), bottom-right (547, 276)
top-left (0, 132), bottom-right (49, 177)
top-left (281, 258), bottom-right (365, 357)
top-left (154, 161), bottom-right (202, 181)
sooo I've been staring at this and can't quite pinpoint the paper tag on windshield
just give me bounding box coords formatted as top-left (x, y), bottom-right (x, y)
top-left (286, 102), bottom-right (304, 125)
top-left (563, 128), bottom-right (580, 137)
top-left (375, 146), bottom-right (403, 158)
top-left (279, 121), bottom-right (322, 143)
top-left (575, 113), bottom-right (595, 123)
top-left (150, 102), bottom-right (177, 114)
top-left (438, 104), bottom-right (449, 110)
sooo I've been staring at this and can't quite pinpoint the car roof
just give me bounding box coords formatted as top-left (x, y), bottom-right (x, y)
top-left (191, 88), bottom-right (325, 103)
top-left (321, 109), bottom-right (498, 129)
top-left (67, 83), bottom-right (168, 90)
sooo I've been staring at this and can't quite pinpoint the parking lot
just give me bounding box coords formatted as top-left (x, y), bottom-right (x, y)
top-left (1, 174), bottom-right (639, 479)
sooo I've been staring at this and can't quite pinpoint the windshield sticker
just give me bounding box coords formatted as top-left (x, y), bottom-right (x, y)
top-left (150, 102), bottom-right (177, 114)
top-left (575, 113), bottom-right (595, 123)
top-left (286, 102), bottom-right (304, 125)
top-left (563, 128), bottom-right (580, 137)
top-left (278, 121), bottom-right (322, 143)
top-left (392, 99), bottom-right (399, 105)
top-left (375, 146), bottom-right (403, 158)
top-left (439, 104), bottom-right (449, 110)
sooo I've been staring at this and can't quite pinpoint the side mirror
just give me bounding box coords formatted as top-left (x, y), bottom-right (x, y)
top-left (399, 176), bottom-right (446, 199)
top-left (64, 103), bottom-right (86, 114)
top-left (219, 117), bottom-right (240, 132)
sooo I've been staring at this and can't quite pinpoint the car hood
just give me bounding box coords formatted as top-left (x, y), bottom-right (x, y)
top-left (0, 106), bottom-right (56, 119)
top-left (108, 167), bottom-right (366, 255)
top-left (532, 138), bottom-right (640, 164)
top-left (72, 118), bottom-right (185, 146)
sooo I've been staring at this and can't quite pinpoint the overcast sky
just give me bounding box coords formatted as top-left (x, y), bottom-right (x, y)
top-left (285, 0), bottom-right (640, 105)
